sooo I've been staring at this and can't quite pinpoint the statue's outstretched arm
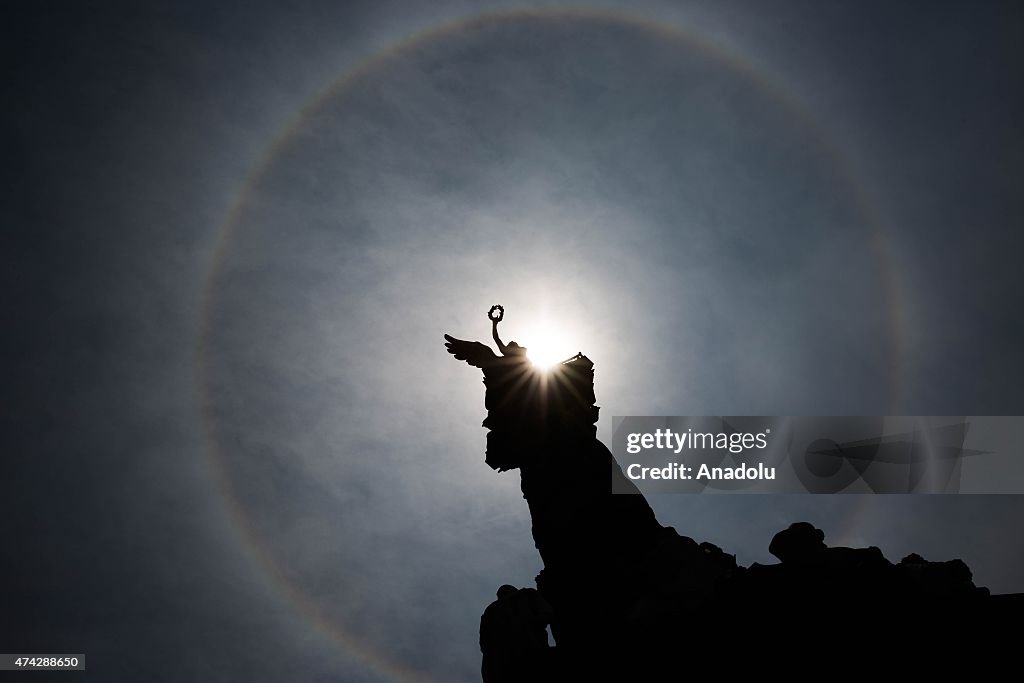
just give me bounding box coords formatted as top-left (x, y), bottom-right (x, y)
top-left (491, 318), bottom-right (509, 356)
top-left (488, 305), bottom-right (509, 356)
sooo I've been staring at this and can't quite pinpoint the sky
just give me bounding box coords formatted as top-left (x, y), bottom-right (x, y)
top-left (4, 1), bottom-right (1024, 680)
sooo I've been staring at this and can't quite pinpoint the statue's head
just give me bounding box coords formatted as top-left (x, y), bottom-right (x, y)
top-left (504, 341), bottom-right (528, 356)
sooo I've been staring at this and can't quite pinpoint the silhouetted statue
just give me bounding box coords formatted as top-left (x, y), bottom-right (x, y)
top-left (443, 305), bottom-right (529, 368)
top-left (445, 307), bottom-right (1020, 678)
top-left (479, 584), bottom-right (554, 683)
top-left (769, 521), bottom-right (827, 563)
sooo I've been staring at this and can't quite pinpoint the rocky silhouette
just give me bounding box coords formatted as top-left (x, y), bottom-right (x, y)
top-left (445, 307), bottom-right (1021, 677)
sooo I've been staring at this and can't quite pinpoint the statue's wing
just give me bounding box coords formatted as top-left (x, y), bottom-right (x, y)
top-left (443, 334), bottom-right (499, 368)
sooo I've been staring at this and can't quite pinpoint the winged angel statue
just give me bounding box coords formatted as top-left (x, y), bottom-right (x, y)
top-left (443, 305), bottom-right (529, 368)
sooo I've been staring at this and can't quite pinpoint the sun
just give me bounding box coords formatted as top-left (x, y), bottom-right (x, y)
top-left (524, 323), bottom-right (573, 370)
